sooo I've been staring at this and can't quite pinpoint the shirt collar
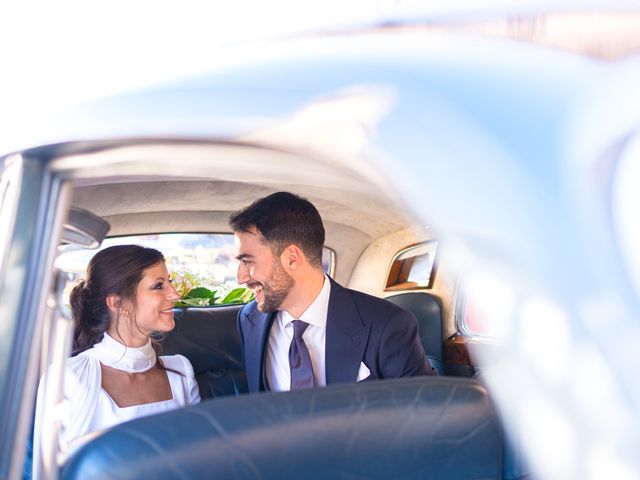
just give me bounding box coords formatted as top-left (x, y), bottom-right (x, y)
top-left (281, 274), bottom-right (331, 329)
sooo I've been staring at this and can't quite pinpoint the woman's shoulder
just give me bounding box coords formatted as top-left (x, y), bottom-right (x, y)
top-left (160, 354), bottom-right (196, 376)
top-left (160, 354), bottom-right (200, 405)
top-left (63, 350), bottom-right (101, 386)
top-left (66, 349), bottom-right (96, 366)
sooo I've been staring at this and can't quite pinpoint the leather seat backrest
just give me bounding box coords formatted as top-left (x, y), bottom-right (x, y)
top-left (385, 292), bottom-right (444, 375)
top-left (160, 305), bottom-right (247, 398)
top-left (62, 376), bottom-right (503, 480)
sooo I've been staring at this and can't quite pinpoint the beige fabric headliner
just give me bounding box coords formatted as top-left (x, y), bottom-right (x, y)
top-left (65, 142), bottom-right (423, 285)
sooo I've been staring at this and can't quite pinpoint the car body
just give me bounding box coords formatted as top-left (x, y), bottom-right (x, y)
top-left (2, 4), bottom-right (640, 479)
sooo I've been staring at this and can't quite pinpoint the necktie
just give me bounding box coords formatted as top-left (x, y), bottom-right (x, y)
top-left (289, 320), bottom-right (315, 390)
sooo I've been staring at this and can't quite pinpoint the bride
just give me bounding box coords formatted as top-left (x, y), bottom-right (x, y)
top-left (33, 245), bottom-right (200, 478)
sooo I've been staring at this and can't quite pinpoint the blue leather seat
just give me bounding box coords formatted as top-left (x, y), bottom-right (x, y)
top-left (61, 376), bottom-right (503, 480)
top-left (385, 292), bottom-right (445, 375)
top-left (164, 292), bottom-right (445, 398)
top-left (160, 305), bottom-right (247, 398)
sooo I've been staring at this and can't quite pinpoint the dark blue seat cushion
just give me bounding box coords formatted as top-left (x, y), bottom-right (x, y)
top-left (62, 376), bottom-right (502, 480)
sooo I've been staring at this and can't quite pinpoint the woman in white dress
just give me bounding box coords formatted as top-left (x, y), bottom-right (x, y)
top-left (33, 245), bottom-right (200, 478)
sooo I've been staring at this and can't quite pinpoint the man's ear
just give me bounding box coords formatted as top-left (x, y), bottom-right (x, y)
top-left (280, 244), bottom-right (304, 270)
top-left (105, 294), bottom-right (122, 314)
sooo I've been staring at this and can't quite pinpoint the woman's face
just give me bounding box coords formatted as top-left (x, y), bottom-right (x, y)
top-left (131, 261), bottom-right (180, 334)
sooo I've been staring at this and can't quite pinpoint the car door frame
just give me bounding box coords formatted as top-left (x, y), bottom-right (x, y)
top-left (0, 150), bottom-right (71, 480)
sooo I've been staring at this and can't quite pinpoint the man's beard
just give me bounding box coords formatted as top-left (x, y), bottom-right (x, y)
top-left (257, 260), bottom-right (295, 313)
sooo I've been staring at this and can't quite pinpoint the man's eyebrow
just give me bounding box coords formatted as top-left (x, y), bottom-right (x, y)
top-left (235, 253), bottom-right (253, 261)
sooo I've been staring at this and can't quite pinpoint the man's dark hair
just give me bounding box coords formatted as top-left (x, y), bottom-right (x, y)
top-left (229, 192), bottom-right (325, 267)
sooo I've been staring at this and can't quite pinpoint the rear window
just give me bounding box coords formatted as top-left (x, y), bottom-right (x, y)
top-left (56, 233), bottom-right (336, 303)
top-left (385, 241), bottom-right (438, 291)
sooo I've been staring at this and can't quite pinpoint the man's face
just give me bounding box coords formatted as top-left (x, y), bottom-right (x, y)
top-left (234, 229), bottom-right (294, 312)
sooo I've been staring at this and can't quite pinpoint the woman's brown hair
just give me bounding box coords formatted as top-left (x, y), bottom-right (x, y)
top-left (69, 244), bottom-right (165, 354)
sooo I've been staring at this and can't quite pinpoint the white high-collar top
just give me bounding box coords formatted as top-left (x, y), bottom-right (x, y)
top-left (33, 333), bottom-right (200, 479)
top-left (89, 332), bottom-right (157, 373)
top-left (266, 274), bottom-right (331, 392)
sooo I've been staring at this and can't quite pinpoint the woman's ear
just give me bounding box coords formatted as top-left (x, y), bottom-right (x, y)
top-left (105, 294), bottom-right (121, 314)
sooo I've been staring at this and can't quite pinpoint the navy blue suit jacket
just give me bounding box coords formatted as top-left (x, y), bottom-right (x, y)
top-left (237, 278), bottom-right (434, 393)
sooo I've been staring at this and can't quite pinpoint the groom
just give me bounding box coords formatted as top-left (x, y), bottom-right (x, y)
top-left (231, 192), bottom-right (435, 393)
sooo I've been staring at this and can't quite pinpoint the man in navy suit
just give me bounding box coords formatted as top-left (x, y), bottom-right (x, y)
top-left (230, 192), bottom-right (434, 393)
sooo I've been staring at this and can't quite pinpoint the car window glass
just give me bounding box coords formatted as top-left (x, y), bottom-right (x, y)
top-left (455, 289), bottom-right (494, 337)
top-left (56, 233), bottom-right (336, 298)
top-left (0, 156), bottom-right (22, 282)
top-left (385, 241), bottom-right (437, 291)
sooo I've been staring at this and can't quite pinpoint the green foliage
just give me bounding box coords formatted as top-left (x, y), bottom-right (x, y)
top-left (171, 272), bottom-right (254, 308)
top-left (173, 286), bottom-right (218, 307)
top-left (188, 287), bottom-right (218, 302)
top-left (221, 287), bottom-right (254, 304)
top-left (174, 297), bottom-right (213, 307)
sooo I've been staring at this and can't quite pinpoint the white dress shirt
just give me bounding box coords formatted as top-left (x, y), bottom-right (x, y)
top-left (266, 275), bottom-right (331, 391)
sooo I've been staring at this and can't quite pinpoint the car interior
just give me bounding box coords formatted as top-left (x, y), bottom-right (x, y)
top-left (12, 137), bottom-right (531, 479)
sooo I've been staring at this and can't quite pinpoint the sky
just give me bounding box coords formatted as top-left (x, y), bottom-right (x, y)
top-left (0, 2), bottom-right (307, 119)
top-left (1, 0), bottom-right (624, 127)
top-left (0, 0), bottom-right (438, 154)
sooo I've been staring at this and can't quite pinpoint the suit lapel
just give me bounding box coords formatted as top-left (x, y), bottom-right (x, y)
top-left (325, 279), bottom-right (371, 384)
top-left (244, 305), bottom-right (276, 392)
